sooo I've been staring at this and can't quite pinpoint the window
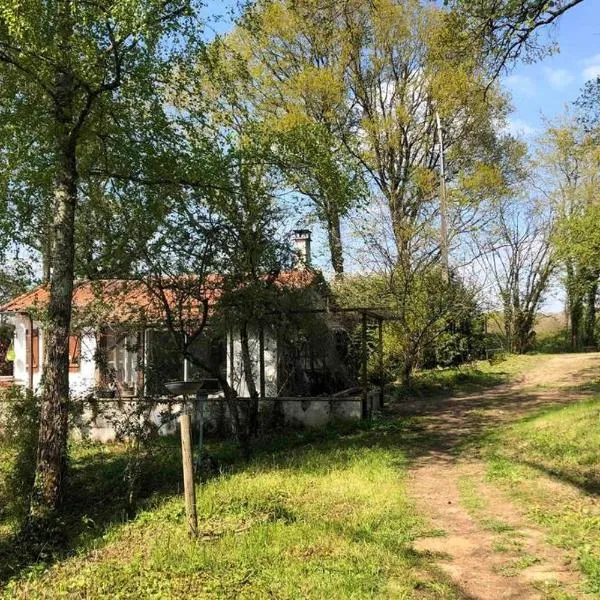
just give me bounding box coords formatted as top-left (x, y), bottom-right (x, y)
top-left (25, 328), bottom-right (39, 372)
top-left (96, 330), bottom-right (139, 394)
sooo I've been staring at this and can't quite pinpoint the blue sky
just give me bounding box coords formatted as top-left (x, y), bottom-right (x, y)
top-left (503, 1), bottom-right (600, 138)
top-left (203, 1), bottom-right (600, 137)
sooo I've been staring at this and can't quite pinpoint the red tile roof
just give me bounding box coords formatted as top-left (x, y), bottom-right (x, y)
top-left (0, 271), bottom-right (317, 324)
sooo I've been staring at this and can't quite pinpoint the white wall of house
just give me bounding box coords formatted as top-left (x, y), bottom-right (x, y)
top-left (9, 314), bottom-right (97, 395)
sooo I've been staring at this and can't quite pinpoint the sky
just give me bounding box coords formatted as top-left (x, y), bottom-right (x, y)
top-left (503, 1), bottom-right (600, 139)
top-left (203, 1), bottom-right (600, 131)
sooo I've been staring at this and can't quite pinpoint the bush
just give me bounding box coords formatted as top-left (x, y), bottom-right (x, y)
top-left (0, 386), bottom-right (40, 524)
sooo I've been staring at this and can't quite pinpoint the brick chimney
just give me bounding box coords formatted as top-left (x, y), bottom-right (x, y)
top-left (292, 229), bottom-right (312, 269)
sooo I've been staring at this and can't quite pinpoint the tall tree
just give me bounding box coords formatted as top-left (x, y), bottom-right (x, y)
top-left (446, 0), bottom-right (585, 80)
top-left (477, 197), bottom-right (555, 353)
top-left (192, 3), bottom-right (365, 276)
top-left (0, 0), bottom-right (199, 520)
top-left (535, 117), bottom-right (600, 349)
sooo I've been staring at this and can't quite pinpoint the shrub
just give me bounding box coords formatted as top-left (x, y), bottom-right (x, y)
top-left (0, 386), bottom-right (40, 524)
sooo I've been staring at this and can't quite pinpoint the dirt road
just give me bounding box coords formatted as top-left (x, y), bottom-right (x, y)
top-left (398, 353), bottom-right (600, 599)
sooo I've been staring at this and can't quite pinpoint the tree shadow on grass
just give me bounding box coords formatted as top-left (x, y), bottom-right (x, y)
top-left (0, 438), bottom-right (183, 586)
top-left (1, 365), bottom-right (589, 593)
top-left (392, 369), bottom-right (509, 401)
top-left (506, 458), bottom-right (600, 498)
top-left (0, 415), bottom-right (476, 589)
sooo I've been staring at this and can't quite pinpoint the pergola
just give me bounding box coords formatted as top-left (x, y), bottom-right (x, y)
top-left (258, 305), bottom-right (401, 419)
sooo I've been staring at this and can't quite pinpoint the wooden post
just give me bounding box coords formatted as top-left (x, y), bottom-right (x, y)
top-left (180, 413), bottom-right (198, 537)
top-left (361, 311), bottom-right (368, 419)
top-left (378, 318), bottom-right (384, 410)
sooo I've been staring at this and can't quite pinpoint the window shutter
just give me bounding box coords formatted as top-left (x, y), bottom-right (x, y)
top-left (25, 329), bottom-right (40, 371)
top-left (68, 335), bottom-right (81, 372)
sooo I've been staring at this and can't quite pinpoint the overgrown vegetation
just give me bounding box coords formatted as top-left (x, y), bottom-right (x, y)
top-left (0, 387), bottom-right (39, 526)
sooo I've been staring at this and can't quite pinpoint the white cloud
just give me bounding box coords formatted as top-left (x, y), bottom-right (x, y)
top-left (583, 53), bottom-right (600, 66)
top-left (504, 74), bottom-right (536, 97)
top-left (544, 67), bottom-right (574, 88)
top-left (504, 117), bottom-right (537, 138)
top-left (582, 64), bottom-right (600, 81)
top-left (581, 54), bottom-right (600, 81)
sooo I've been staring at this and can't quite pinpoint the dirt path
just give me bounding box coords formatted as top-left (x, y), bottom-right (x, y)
top-left (399, 353), bottom-right (600, 600)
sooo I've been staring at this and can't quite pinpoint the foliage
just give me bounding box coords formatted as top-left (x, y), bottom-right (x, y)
top-left (476, 195), bottom-right (555, 354)
top-left (0, 325), bottom-right (13, 377)
top-left (445, 0), bottom-right (584, 80)
top-left (0, 386), bottom-right (39, 524)
top-left (539, 116), bottom-right (600, 349)
top-left (332, 267), bottom-right (483, 384)
top-left (574, 75), bottom-right (600, 135)
top-left (216, 3), bottom-right (368, 275)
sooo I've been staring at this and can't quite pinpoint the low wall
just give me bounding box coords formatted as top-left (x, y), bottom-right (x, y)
top-left (73, 392), bottom-right (380, 442)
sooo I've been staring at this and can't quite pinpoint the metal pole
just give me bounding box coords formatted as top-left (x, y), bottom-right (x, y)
top-left (435, 110), bottom-right (449, 280)
top-left (258, 325), bottom-right (266, 399)
top-left (195, 389), bottom-right (206, 474)
top-left (180, 412), bottom-right (198, 537)
top-left (183, 333), bottom-right (189, 382)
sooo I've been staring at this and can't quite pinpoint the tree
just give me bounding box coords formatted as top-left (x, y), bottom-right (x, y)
top-left (535, 117), bottom-right (600, 349)
top-left (230, 3), bottom-right (368, 277)
top-left (333, 267), bottom-right (480, 386)
top-left (0, 0), bottom-right (199, 520)
top-left (136, 134), bottom-right (323, 450)
top-left (445, 0), bottom-right (585, 80)
top-left (190, 17), bottom-right (366, 277)
top-left (477, 197), bottom-right (555, 353)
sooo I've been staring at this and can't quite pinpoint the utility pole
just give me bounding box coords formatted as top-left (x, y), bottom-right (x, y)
top-left (435, 111), bottom-right (450, 281)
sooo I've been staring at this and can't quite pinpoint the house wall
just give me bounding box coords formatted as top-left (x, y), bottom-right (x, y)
top-left (10, 314), bottom-right (97, 395)
top-left (7, 318), bottom-right (366, 440)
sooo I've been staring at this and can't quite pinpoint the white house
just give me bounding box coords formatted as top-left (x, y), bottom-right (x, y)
top-left (0, 232), bottom-right (372, 436)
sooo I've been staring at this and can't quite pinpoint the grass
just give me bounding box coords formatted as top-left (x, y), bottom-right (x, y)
top-left (483, 398), bottom-right (600, 595)
top-left (395, 353), bottom-right (545, 398)
top-left (0, 421), bottom-right (463, 599)
top-left (2, 352), bottom-right (596, 598)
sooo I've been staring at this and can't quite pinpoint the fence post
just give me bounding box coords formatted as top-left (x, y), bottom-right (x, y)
top-left (180, 412), bottom-right (198, 537)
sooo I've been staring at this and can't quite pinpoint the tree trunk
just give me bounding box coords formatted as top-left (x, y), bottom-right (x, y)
top-left (583, 275), bottom-right (598, 348)
top-left (30, 73), bottom-right (78, 519)
top-left (240, 323), bottom-right (259, 437)
top-left (565, 261), bottom-right (583, 351)
top-left (325, 204), bottom-right (344, 277)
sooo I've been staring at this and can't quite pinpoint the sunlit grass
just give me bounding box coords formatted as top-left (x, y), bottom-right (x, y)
top-left (1, 422), bottom-right (462, 599)
top-left (395, 353), bottom-right (548, 398)
top-left (483, 398), bottom-right (600, 594)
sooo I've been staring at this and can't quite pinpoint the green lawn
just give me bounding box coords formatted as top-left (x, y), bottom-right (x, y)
top-left (0, 422), bottom-right (461, 599)
top-left (484, 398), bottom-right (600, 594)
top-left (397, 353), bottom-right (544, 397)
